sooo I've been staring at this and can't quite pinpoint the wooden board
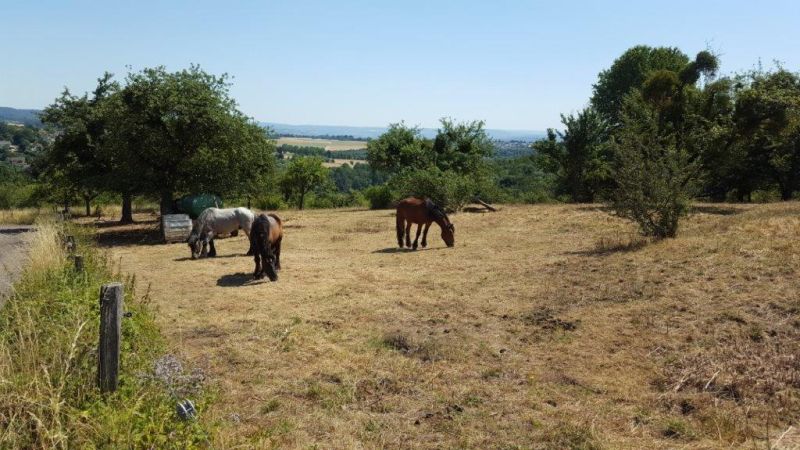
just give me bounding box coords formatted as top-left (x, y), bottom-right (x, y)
top-left (162, 214), bottom-right (193, 243)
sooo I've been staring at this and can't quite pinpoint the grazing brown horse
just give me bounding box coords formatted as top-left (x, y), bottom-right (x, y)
top-left (396, 197), bottom-right (454, 250)
top-left (249, 213), bottom-right (283, 281)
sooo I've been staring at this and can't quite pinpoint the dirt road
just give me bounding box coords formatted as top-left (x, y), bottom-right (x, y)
top-left (0, 226), bottom-right (33, 308)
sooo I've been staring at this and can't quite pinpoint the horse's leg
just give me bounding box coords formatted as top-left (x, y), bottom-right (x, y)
top-left (253, 249), bottom-right (262, 279)
top-left (200, 234), bottom-right (208, 258)
top-left (404, 222), bottom-right (412, 248)
top-left (244, 227), bottom-right (254, 256)
top-left (208, 233), bottom-right (217, 257)
top-left (421, 221), bottom-right (432, 248)
top-left (396, 214), bottom-right (405, 248)
top-left (273, 236), bottom-right (282, 270)
top-left (412, 223), bottom-right (423, 250)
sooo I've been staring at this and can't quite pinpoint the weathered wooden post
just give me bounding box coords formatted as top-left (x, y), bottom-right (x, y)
top-left (65, 235), bottom-right (76, 253)
top-left (74, 255), bottom-right (84, 272)
top-left (98, 282), bottom-right (123, 393)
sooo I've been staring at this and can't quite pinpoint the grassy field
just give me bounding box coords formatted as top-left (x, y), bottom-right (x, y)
top-left (276, 137), bottom-right (368, 151)
top-left (97, 203), bottom-right (800, 448)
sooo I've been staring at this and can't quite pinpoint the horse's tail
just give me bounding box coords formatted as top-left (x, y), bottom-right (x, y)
top-left (396, 209), bottom-right (405, 247)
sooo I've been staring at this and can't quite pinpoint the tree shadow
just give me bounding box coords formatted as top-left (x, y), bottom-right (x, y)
top-left (173, 253), bottom-right (248, 262)
top-left (692, 205), bottom-right (741, 216)
top-left (216, 272), bottom-right (264, 287)
top-left (372, 246), bottom-right (447, 254)
top-left (462, 207), bottom-right (492, 214)
top-left (96, 226), bottom-right (163, 247)
top-left (0, 226), bottom-right (34, 235)
top-left (565, 239), bottom-right (649, 256)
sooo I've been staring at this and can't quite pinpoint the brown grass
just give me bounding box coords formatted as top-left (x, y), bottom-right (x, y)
top-left (276, 137), bottom-right (368, 151)
top-left (100, 202), bottom-right (800, 448)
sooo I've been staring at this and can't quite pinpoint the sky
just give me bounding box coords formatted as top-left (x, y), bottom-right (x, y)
top-left (2, 0), bottom-right (799, 130)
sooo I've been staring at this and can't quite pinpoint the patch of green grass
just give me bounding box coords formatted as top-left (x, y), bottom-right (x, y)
top-left (0, 221), bottom-right (214, 448)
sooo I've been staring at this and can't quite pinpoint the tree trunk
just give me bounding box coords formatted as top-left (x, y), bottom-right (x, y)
top-left (299, 192), bottom-right (305, 210)
top-left (247, 197), bottom-right (251, 209)
top-left (120, 192), bottom-right (134, 224)
top-left (160, 190), bottom-right (173, 217)
top-left (85, 197), bottom-right (91, 217)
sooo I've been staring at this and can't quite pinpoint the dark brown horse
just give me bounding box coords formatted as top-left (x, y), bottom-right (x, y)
top-left (396, 197), bottom-right (454, 250)
top-left (249, 213), bottom-right (283, 281)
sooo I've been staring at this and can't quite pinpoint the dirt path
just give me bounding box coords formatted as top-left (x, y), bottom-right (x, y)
top-left (0, 226), bottom-right (33, 308)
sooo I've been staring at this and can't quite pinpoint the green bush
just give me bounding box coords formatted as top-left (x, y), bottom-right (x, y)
top-left (307, 190), bottom-right (367, 209)
top-left (363, 184), bottom-right (394, 210)
top-left (255, 193), bottom-right (288, 210)
top-left (389, 167), bottom-right (475, 211)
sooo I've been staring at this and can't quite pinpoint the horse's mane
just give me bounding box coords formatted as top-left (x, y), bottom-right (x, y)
top-left (424, 199), bottom-right (449, 223)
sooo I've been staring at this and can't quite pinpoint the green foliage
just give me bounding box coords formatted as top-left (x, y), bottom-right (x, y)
top-left (330, 162), bottom-right (388, 192)
top-left (363, 184), bottom-right (394, 209)
top-left (731, 68), bottom-right (800, 200)
top-left (610, 96), bottom-right (700, 238)
top-left (491, 157), bottom-right (555, 203)
top-left (279, 156), bottom-right (330, 209)
top-left (431, 118), bottom-right (494, 173)
top-left (254, 192), bottom-right (288, 210)
top-left (366, 122), bottom-right (431, 173)
top-left (532, 108), bottom-right (611, 202)
top-left (389, 167), bottom-right (475, 212)
top-left (592, 45), bottom-right (690, 123)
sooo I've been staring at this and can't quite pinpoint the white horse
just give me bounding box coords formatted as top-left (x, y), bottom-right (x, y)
top-left (187, 207), bottom-right (255, 259)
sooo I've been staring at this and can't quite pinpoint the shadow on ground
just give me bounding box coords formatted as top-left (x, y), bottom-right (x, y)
top-left (372, 246), bottom-right (448, 254)
top-left (691, 205), bottom-right (742, 216)
top-left (217, 272), bottom-right (267, 287)
top-left (0, 227), bottom-right (34, 235)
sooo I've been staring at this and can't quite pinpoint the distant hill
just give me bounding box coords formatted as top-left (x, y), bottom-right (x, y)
top-left (0, 107), bottom-right (42, 126)
top-left (262, 122), bottom-right (545, 142)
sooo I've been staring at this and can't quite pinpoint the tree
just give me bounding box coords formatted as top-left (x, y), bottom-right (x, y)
top-left (610, 94), bottom-right (700, 238)
top-left (532, 107), bottom-right (611, 202)
top-left (732, 68), bottom-right (800, 200)
top-left (366, 122), bottom-right (432, 173)
top-left (591, 46), bottom-right (690, 124)
top-left (279, 156), bottom-right (329, 209)
top-left (116, 65), bottom-right (275, 215)
top-left (40, 73), bottom-right (119, 216)
top-left (431, 118), bottom-right (494, 174)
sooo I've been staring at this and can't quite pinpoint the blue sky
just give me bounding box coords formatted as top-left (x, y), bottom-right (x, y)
top-left (2, 1), bottom-right (799, 130)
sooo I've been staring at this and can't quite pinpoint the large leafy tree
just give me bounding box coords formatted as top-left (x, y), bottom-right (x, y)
top-left (366, 122), bottom-right (432, 173)
top-left (732, 69), bottom-right (800, 200)
top-left (116, 65), bottom-right (275, 215)
top-left (40, 73), bottom-right (119, 216)
top-left (591, 46), bottom-right (690, 124)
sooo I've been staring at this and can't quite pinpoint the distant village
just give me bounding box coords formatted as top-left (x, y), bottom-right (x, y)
top-left (0, 120), bottom-right (55, 172)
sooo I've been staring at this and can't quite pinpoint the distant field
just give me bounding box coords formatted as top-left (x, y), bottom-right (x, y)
top-left (322, 158), bottom-right (362, 168)
top-left (102, 203), bottom-right (800, 448)
top-left (276, 137), bottom-right (368, 151)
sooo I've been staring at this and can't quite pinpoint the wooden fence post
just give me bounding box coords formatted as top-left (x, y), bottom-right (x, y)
top-left (74, 255), bottom-right (84, 272)
top-left (98, 282), bottom-right (123, 393)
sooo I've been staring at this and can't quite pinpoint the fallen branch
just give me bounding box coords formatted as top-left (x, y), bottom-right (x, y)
top-left (473, 197), bottom-right (497, 212)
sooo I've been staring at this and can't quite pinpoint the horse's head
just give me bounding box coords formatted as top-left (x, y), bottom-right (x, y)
top-left (187, 233), bottom-right (203, 259)
top-left (441, 222), bottom-right (455, 247)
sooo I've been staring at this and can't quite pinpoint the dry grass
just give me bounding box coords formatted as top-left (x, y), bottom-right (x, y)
top-left (276, 137), bottom-right (368, 151)
top-left (101, 202), bottom-right (800, 448)
top-left (0, 208), bottom-right (43, 225)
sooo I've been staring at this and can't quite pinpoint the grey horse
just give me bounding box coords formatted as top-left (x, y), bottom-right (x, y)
top-left (187, 207), bottom-right (255, 259)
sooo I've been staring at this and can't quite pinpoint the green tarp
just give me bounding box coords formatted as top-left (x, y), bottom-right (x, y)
top-left (176, 194), bottom-right (223, 219)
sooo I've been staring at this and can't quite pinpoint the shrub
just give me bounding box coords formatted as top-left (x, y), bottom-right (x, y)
top-left (255, 193), bottom-right (288, 210)
top-left (610, 100), bottom-right (699, 239)
top-left (389, 167), bottom-right (476, 212)
top-left (363, 184), bottom-right (394, 210)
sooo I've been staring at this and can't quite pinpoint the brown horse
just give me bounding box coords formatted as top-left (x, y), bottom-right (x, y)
top-left (249, 213), bottom-right (283, 281)
top-left (396, 197), bottom-right (454, 250)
